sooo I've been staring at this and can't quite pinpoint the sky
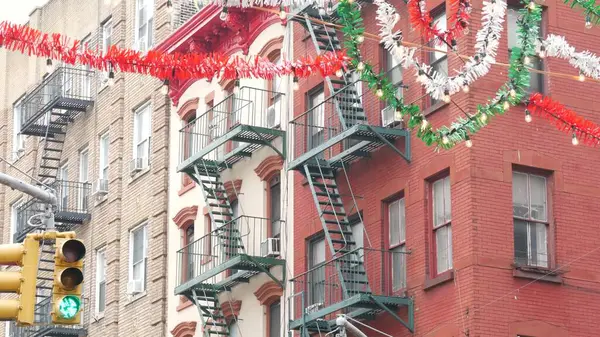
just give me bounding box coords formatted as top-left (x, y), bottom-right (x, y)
top-left (0, 1), bottom-right (50, 24)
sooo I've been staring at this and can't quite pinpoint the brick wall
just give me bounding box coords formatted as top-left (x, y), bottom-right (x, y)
top-left (0, 0), bottom-right (172, 337)
top-left (292, 0), bottom-right (600, 336)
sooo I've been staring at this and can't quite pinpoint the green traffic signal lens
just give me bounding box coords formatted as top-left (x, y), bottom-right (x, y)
top-left (58, 295), bottom-right (81, 319)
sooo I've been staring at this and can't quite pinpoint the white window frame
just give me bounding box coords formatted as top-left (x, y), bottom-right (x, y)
top-left (95, 248), bottom-right (107, 315)
top-left (429, 11), bottom-right (448, 106)
top-left (59, 164), bottom-right (69, 211)
top-left (10, 199), bottom-right (22, 244)
top-left (99, 133), bottom-right (110, 180)
top-left (134, 0), bottom-right (154, 52)
top-left (432, 176), bottom-right (452, 274)
top-left (101, 18), bottom-right (113, 82)
top-left (129, 224), bottom-right (148, 292)
top-left (133, 103), bottom-right (152, 165)
top-left (78, 149), bottom-right (90, 210)
top-left (12, 100), bottom-right (24, 161)
top-left (389, 198), bottom-right (406, 291)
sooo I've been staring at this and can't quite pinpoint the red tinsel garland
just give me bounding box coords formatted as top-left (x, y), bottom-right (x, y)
top-left (528, 93), bottom-right (600, 146)
top-left (408, 0), bottom-right (471, 46)
top-left (0, 21), bottom-right (348, 80)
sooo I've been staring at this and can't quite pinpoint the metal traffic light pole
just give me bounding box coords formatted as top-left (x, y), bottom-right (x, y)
top-left (0, 172), bottom-right (57, 230)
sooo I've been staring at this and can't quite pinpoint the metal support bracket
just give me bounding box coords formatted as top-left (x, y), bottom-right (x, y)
top-left (369, 295), bottom-right (414, 333)
top-left (365, 125), bottom-right (411, 163)
top-left (246, 256), bottom-right (285, 290)
top-left (246, 126), bottom-right (285, 159)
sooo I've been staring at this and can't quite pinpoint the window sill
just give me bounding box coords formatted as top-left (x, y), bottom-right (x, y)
top-left (91, 312), bottom-right (105, 323)
top-left (126, 291), bottom-right (147, 305)
top-left (423, 101), bottom-right (449, 116)
top-left (95, 194), bottom-right (109, 207)
top-left (176, 297), bottom-right (194, 312)
top-left (178, 182), bottom-right (195, 196)
top-left (513, 265), bottom-right (563, 284)
top-left (424, 270), bottom-right (454, 291)
top-left (129, 167), bottom-right (151, 184)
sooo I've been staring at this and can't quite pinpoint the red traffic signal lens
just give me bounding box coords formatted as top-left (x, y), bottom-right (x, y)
top-left (60, 239), bottom-right (86, 263)
top-left (58, 267), bottom-right (84, 291)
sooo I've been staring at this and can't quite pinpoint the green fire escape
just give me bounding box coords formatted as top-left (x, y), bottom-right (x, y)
top-left (176, 86), bottom-right (286, 337)
top-left (287, 3), bottom-right (413, 336)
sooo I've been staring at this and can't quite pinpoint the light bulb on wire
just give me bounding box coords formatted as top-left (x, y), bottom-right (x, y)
top-left (335, 69), bottom-right (344, 77)
top-left (480, 113), bottom-right (488, 123)
top-left (326, 1), bottom-right (334, 15)
top-left (318, 7), bottom-right (327, 16)
top-left (161, 79), bottom-right (170, 95)
top-left (523, 56), bottom-right (531, 65)
top-left (293, 77), bottom-right (299, 91)
top-left (442, 135), bottom-right (450, 145)
top-left (46, 58), bottom-right (54, 73)
top-left (417, 69), bottom-right (427, 82)
top-left (442, 90), bottom-right (451, 103)
top-left (421, 118), bottom-right (429, 131)
top-left (356, 35), bottom-right (365, 43)
top-left (525, 110), bottom-right (532, 123)
top-left (356, 62), bottom-right (365, 71)
top-left (528, 1), bottom-right (536, 10)
top-left (572, 132), bottom-right (579, 145)
top-left (503, 101), bottom-right (510, 110)
top-left (107, 70), bottom-right (115, 87)
top-left (220, 7), bottom-right (229, 21)
top-left (586, 15), bottom-right (592, 29)
top-left (538, 45), bottom-right (546, 58)
top-left (279, 6), bottom-right (287, 20)
top-left (509, 89), bottom-right (517, 98)
top-left (465, 135), bottom-right (473, 148)
top-left (376, 88), bottom-right (384, 97)
top-left (462, 81), bottom-right (470, 93)
top-left (578, 72), bottom-right (586, 82)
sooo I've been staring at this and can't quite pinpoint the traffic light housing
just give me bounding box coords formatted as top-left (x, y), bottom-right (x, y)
top-left (0, 236), bottom-right (40, 325)
top-left (51, 238), bottom-right (85, 324)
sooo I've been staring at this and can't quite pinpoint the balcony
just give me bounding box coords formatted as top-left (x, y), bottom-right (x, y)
top-left (15, 180), bottom-right (91, 242)
top-left (8, 297), bottom-right (88, 337)
top-left (177, 86), bottom-right (286, 177)
top-left (288, 248), bottom-right (413, 333)
top-left (20, 67), bottom-right (94, 137)
top-left (175, 216), bottom-right (286, 297)
top-left (288, 80), bottom-right (410, 171)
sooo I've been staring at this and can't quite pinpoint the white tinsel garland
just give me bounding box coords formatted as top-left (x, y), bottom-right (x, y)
top-left (539, 34), bottom-right (600, 80)
top-left (375, 0), bottom-right (506, 101)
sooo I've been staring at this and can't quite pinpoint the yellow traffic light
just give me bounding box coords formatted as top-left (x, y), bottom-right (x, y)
top-left (51, 238), bottom-right (85, 324)
top-left (0, 236), bottom-right (41, 325)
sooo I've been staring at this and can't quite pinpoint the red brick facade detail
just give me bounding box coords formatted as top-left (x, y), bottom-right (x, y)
top-left (220, 300), bottom-right (242, 321)
top-left (170, 321), bottom-right (197, 337)
top-left (253, 281), bottom-right (283, 306)
top-left (172, 206), bottom-right (198, 228)
top-left (254, 156), bottom-right (284, 181)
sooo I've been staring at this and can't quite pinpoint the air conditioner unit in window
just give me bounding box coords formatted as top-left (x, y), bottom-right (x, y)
top-left (381, 105), bottom-right (403, 128)
top-left (261, 238), bottom-right (280, 257)
top-left (305, 303), bottom-right (323, 315)
top-left (265, 104), bottom-right (280, 128)
top-left (95, 179), bottom-right (108, 195)
top-left (130, 158), bottom-right (148, 174)
top-left (127, 280), bottom-right (143, 295)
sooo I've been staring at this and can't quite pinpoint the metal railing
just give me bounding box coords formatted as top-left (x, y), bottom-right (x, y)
top-left (172, 0), bottom-right (205, 29)
top-left (289, 79), bottom-right (372, 163)
top-left (176, 216), bottom-right (284, 287)
top-left (288, 248), bottom-right (407, 323)
top-left (21, 67), bottom-right (94, 129)
top-left (179, 86), bottom-right (285, 163)
top-left (8, 298), bottom-right (88, 337)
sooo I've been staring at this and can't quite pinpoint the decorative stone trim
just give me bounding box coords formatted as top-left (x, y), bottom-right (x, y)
top-left (254, 281), bottom-right (283, 306)
top-left (172, 206), bottom-right (198, 228)
top-left (171, 321), bottom-right (197, 337)
top-left (257, 36), bottom-right (284, 60)
top-left (220, 300), bottom-right (242, 321)
top-left (177, 97), bottom-right (199, 120)
top-left (255, 156), bottom-right (284, 181)
top-left (223, 179), bottom-right (243, 201)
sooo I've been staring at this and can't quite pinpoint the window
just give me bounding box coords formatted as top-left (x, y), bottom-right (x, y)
top-left (432, 176), bottom-right (452, 274)
top-left (385, 48), bottom-right (403, 99)
top-left (79, 149), bottom-right (90, 210)
top-left (95, 249), bottom-right (107, 314)
top-left (59, 164), bottom-right (69, 211)
top-left (12, 100), bottom-right (24, 160)
top-left (101, 18), bottom-right (113, 82)
top-left (135, 0), bottom-right (154, 52)
top-left (308, 89), bottom-right (325, 151)
top-left (268, 301), bottom-right (281, 337)
top-left (269, 174), bottom-right (281, 238)
top-left (129, 224), bottom-right (148, 291)
top-left (134, 103), bottom-right (152, 165)
top-left (229, 321), bottom-right (239, 337)
top-left (508, 6), bottom-right (543, 93)
top-left (202, 214), bottom-right (212, 264)
top-left (10, 199), bottom-right (22, 244)
top-left (79, 35), bottom-right (92, 97)
top-left (184, 225), bottom-right (195, 281)
top-left (99, 133), bottom-right (109, 181)
top-left (389, 198), bottom-right (406, 290)
top-left (513, 172), bottom-right (548, 267)
top-left (182, 112), bottom-right (196, 186)
top-left (429, 11), bottom-right (448, 106)
top-left (308, 238), bottom-right (326, 305)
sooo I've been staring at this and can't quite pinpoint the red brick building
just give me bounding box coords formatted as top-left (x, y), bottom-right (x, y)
top-left (289, 0), bottom-right (600, 336)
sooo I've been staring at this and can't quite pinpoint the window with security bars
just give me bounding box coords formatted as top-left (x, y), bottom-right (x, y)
top-left (508, 6), bottom-right (544, 93)
top-left (429, 11), bottom-right (448, 107)
top-left (389, 198), bottom-right (406, 290)
top-left (432, 176), bottom-right (452, 274)
top-left (513, 172), bottom-right (548, 268)
top-left (134, 102), bottom-right (152, 166)
top-left (135, 0), bottom-right (154, 52)
top-left (129, 224), bottom-right (148, 291)
top-left (95, 249), bottom-right (106, 314)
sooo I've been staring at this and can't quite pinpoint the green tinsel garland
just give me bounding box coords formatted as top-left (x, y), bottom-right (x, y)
top-left (336, 0), bottom-right (542, 149)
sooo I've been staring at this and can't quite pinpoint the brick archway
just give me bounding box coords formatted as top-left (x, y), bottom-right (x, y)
top-left (171, 321), bottom-right (197, 337)
top-left (254, 281), bottom-right (283, 306)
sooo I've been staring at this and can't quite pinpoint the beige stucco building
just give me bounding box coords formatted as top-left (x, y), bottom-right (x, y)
top-left (0, 0), bottom-right (172, 336)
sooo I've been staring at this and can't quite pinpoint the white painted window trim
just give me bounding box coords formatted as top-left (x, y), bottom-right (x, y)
top-left (133, 102), bottom-right (152, 163)
top-left (129, 223), bottom-right (148, 292)
top-left (99, 133), bottom-right (110, 180)
top-left (95, 248), bottom-right (107, 315)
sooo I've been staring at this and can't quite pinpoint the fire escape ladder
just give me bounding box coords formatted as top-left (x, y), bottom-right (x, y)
top-left (303, 14), bottom-right (366, 130)
top-left (303, 161), bottom-right (371, 299)
top-left (37, 120), bottom-right (67, 182)
top-left (192, 288), bottom-right (230, 337)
